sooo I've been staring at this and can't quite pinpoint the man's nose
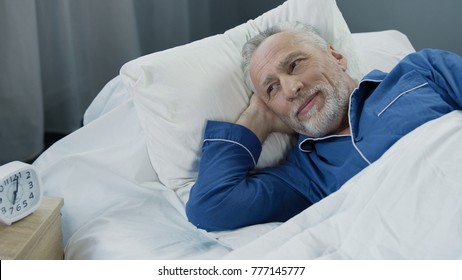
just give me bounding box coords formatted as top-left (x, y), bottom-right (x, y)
top-left (281, 76), bottom-right (302, 100)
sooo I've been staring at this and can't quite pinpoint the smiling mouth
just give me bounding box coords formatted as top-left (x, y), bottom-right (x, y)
top-left (297, 92), bottom-right (320, 117)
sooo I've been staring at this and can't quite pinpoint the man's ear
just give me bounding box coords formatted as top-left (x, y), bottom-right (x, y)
top-left (328, 45), bottom-right (348, 72)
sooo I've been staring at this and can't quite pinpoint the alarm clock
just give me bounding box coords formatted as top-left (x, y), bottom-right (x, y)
top-left (0, 161), bottom-right (43, 225)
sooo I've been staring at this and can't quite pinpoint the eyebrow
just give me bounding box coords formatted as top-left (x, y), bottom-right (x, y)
top-left (260, 51), bottom-right (307, 89)
top-left (278, 51), bottom-right (306, 70)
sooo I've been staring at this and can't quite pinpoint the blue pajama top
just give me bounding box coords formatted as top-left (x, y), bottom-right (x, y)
top-left (186, 49), bottom-right (462, 231)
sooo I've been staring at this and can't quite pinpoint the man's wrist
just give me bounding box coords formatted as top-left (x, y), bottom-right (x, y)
top-left (236, 106), bottom-right (273, 143)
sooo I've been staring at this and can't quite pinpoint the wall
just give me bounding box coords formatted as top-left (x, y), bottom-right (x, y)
top-left (134, 0), bottom-right (286, 54)
top-left (337, 0), bottom-right (462, 55)
top-left (193, 0), bottom-right (285, 40)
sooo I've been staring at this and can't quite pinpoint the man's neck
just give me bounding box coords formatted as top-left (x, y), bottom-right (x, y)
top-left (336, 126), bottom-right (351, 135)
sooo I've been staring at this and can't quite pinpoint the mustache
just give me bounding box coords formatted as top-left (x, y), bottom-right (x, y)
top-left (295, 85), bottom-right (325, 103)
top-left (292, 85), bottom-right (326, 114)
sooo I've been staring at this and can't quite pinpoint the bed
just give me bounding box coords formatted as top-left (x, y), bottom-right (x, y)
top-left (34, 0), bottom-right (462, 259)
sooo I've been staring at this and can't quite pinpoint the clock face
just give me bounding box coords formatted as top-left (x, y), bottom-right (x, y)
top-left (0, 162), bottom-right (42, 225)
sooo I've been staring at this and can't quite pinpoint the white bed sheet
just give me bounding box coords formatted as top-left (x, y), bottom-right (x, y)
top-left (35, 87), bottom-right (231, 259)
top-left (33, 30), bottom-right (462, 260)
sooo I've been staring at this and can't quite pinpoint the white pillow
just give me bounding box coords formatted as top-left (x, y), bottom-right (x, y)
top-left (120, 0), bottom-right (366, 198)
top-left (352, 30), bottom-right (415, 73)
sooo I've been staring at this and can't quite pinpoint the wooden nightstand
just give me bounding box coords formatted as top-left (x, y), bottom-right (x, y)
top-left (0, 196), bottom-right (64, 260)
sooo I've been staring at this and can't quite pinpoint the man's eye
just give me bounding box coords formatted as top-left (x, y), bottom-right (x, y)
top-left (267, 84), bottom-right (279, 95)
top-left (290, 60), bottom-right (300, 71)
top-left (290, 58), bottom-right (306, 72)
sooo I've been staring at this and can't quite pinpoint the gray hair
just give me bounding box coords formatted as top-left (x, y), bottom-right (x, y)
top-left (241, 22), bottom-right (328, 92)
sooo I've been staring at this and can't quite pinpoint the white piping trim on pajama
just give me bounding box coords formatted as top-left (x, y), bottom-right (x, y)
top-left (204, 139), bottom-right (257, 166)
top-left (377, 82), bottom-right (429, 116)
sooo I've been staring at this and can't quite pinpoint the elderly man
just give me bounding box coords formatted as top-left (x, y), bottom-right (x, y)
top-left (186, 22), bottom-right (462, 231)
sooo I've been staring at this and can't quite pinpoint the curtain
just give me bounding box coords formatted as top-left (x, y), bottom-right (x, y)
top-left (0, 0), bottom-right (284, 164)
top-left (1, 0), bottom-right (43, 164)
top-left (0, 0), bottom-right (195, 164)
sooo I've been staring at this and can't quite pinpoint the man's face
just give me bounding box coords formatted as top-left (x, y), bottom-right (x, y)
top-left (249, 32), bottom-right (354, 137)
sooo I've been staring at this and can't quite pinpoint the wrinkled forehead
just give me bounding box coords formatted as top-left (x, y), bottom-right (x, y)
top-left (250, 32), bottom-right (298, 67)
top-left (250, 33), bottom-right (296, 74)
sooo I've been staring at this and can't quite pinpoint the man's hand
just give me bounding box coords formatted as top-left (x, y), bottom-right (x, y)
top-left (237, 94), bottom-right (294, 143)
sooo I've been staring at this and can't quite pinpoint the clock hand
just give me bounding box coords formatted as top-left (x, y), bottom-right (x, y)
top-left (13, 176), bottom-right (19, 205)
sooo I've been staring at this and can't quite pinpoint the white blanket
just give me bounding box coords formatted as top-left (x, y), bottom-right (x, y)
top-left (225, 111), bottom-right (462, 259)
